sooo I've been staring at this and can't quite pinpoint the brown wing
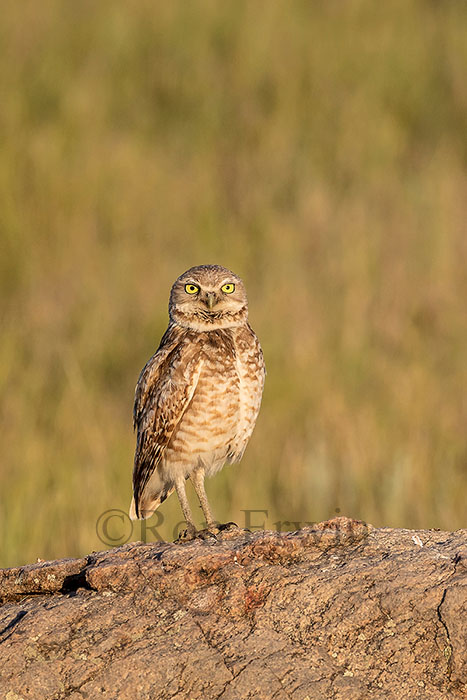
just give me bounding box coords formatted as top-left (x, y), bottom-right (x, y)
top-left (132, 325), bottom-right (203, 517)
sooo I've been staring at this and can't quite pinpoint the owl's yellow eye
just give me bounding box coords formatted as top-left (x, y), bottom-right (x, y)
top-left (221, 283), bottom-right (235, 294)
top-left (185, 283), bottom-right (200, 295)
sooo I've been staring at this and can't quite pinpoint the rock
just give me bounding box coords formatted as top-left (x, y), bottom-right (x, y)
top-left (0, 517), bottom-right (465, 699)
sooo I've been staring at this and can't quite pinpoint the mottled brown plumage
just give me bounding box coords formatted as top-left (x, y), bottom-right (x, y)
top-left (129, 265), bottom-right (265, 533)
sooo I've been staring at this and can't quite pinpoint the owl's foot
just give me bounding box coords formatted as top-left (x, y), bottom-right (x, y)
top-left (193, 527), bottom-right (219, 540)
top-left (175, 523), bottom-right (198, 542)
top-left (217, 521), bottom-right (239, 532)
top-left (175, 524), bottom-right (218, 542)
top-left (197, 521), bottom-right (239, 537)
top-left (175, 521), bottom-right (248, 543)
top-left (205, 522), bottom-right (249, 539)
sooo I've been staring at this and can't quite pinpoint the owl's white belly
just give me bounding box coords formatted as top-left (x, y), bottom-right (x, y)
top-left (161, 329), bottom-right (264, 482)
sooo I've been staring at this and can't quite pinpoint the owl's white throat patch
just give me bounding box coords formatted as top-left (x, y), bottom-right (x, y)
top-left (172, 305), bottom-right (248, 331)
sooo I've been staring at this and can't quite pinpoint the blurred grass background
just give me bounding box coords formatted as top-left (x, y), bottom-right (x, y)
top-left (1, 0), bottom-right (467, 567)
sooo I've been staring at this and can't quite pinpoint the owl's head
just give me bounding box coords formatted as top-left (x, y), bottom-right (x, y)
top-left (169, 265), bottom-right (248, 331)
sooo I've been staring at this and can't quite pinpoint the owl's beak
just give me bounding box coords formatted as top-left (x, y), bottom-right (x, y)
top-left (205, 292), bottom-right (217, 310)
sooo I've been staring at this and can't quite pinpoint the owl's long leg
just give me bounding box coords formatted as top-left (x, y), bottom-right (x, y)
top-left (174, 476), bottom-right (196, 535)
top-left (191, 468), bottom-right (216, 529)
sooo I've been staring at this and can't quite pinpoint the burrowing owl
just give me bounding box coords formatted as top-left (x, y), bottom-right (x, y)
top-left (129, 264), bottom-right (265, 535)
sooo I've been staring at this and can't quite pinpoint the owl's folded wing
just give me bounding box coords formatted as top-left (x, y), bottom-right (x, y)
top-left (132, 329), bottom-right (203, 518)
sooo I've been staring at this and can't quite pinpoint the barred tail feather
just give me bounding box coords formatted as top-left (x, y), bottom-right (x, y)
top-left (129, 487), bottom-right (174, 521)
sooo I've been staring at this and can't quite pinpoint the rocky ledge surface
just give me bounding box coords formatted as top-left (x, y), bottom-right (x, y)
top-left (0, 517), bottom-right (466, 699)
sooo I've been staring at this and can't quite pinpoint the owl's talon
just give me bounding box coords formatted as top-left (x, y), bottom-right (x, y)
top-left (175, 524), bottom-right (197, 542)
top-left (175, 525), bottom-right (219, 542)
top-left (196, 528), bottom-right (219, 541)
top-left (218, 521), bottom-right (238, 531)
